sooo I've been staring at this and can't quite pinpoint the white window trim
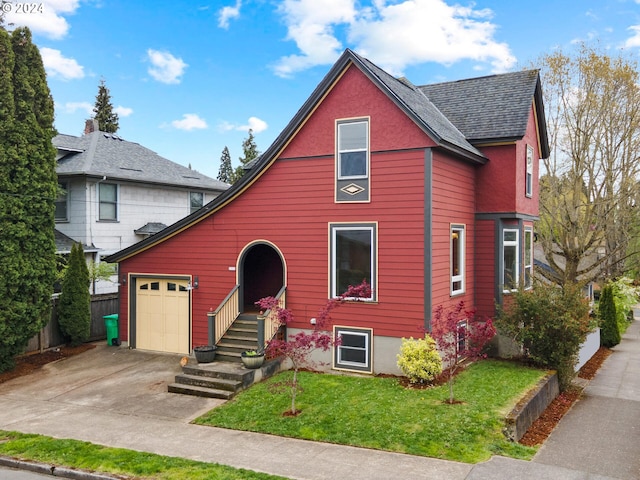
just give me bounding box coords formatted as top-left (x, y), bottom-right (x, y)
top-left (98, 182), bottom-right (118, 222)
top-left (451, 224), bottom-right (465, 296)
top-left (526, 145), bottom-right (533, 198)
top-left (329, 223), bottom-right (376, 301)
top-left (503, 228), bottom-right (520, 293)
top-left (337, 119), bottom-right (369, 181)
top-left (524, 227), bottom-right (533, 290)
top-left (333, 326), bottom-right (373, 373)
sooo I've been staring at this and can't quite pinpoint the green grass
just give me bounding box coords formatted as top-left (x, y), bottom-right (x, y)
top-left (195, 359), bottom-right (544, 463)
top-left (0, 430), bottom-right (287, 480)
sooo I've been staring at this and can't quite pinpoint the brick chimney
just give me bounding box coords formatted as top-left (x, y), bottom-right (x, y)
top-left (84, 118), bottom-right (99, 135)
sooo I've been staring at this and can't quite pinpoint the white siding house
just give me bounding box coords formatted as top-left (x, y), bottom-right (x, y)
top-left (54, 121), bottom-right (229, 293)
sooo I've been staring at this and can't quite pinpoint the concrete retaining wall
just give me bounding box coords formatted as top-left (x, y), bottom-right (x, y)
top-left (576, 328), bottom-right (600, 372)
top-left (503, 372), bottom-right (559, 442)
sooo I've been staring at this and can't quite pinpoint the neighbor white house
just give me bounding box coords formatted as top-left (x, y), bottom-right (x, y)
top-left (54, 120), bottom-right (229, 293)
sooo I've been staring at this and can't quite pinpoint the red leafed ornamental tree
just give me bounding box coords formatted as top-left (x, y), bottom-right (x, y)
top-left (431, 301), bottom-right (496, 404)
top-left (256, 281), bottom-right (371, 415)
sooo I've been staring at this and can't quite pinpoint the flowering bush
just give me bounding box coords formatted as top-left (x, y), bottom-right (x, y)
top-left (256, 280), bottom-right (371, 414)
top-left (397, 334), bottom-right (442, 384)
top-left (431, 301), bottom-right (495, 403)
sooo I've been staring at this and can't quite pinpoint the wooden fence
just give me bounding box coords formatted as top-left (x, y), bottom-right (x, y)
top-left (25, 293), bottom-right (119, 353)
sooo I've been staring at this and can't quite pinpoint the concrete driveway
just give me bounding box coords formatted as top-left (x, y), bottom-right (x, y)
top-left (0, 343), bottom-right (223, 425)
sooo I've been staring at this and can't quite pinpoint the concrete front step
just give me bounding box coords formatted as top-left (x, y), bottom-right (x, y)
top-left (169, 359), bottom-right (284, 400)
top-left (168, 383), bottom-right (235, 400)
top-left (174, 373), bottom-right (242, 392)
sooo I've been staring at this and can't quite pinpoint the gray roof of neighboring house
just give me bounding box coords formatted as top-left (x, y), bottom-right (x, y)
top-left (134, 222), bottom-right (168, 235)
top-left (55, 229), bottom-right (99, 254)
top-left (419, 69), bottom-right (550, 157)
top-left (54, 131), bottom-right (229, 191)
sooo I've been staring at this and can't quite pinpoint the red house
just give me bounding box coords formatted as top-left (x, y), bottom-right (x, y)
top-left (106, 49), bottom-right (549, 375)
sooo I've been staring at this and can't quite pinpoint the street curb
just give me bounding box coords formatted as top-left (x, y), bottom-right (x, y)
top-left (0, 456), bottom-right (122, 479)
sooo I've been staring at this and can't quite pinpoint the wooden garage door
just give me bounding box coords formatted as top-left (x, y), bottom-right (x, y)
top-left (135, 279), bottom-right (190, 354)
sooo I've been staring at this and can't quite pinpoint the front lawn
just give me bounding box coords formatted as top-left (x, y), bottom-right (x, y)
top-left (195, 359), bottom-right (545, 463)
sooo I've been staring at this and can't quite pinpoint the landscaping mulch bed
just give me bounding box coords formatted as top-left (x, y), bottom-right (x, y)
top-left (518, 347), bottom-right (612, 446)
top-left (0, 343), bottom-right (96, 385)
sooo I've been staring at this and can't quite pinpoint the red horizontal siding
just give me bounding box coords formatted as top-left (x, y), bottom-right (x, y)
top-left (474, 219), bottom-right (496, 317)
top-left (429, 153), bottom-right (476, 314)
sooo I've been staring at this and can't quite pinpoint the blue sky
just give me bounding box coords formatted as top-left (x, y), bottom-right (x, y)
top-left (5, 0), bottom-right (640, 180)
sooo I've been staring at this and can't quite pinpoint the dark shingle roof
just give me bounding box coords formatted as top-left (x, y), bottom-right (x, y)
top-left (55, 132), bottom-right (229, 191)
top-left (354, 54), bottom-right (486, 161)
top-left (419, 70), bottom-right (546, 149)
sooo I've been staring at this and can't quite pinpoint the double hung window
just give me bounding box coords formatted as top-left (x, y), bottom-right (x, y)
top-left (99, 183), bottom-right (118, 221)
top-left (502, 229), bottom-right (519, 292)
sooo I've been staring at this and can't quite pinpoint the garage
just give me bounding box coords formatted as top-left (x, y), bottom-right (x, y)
top-left (134, 277), bottom-right (190, 354)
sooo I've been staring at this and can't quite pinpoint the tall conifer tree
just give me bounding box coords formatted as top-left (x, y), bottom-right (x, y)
top-left (93, 79), bottom-right (119, 133)
top-left (217, 146), bottom-right (233, 183)
top-left (58, 243), bottom-right (91, 346)
top-left (231, 129), bottom-right (259, 183)
top-left (0, 27), bottom-right (57, 371)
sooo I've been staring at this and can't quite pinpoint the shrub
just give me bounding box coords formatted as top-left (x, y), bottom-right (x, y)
top-left (431, 301), bottom-right (495, 402)
top-left (397, 335), bottom-right (443, 383)
top-left (610, 277), bottom-right (638, 335)
top-left (58, 243), bottom-right (91, 346)
top-left (495, 282), bottom-right (592, 391)
top-left (599, 283), bottom-right (621, 348)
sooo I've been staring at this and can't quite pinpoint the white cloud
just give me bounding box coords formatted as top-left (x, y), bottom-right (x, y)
top-left (5, 0), bottom-right (81, 39)
top-left (146, 49), bottom-right (188, 84)
top-left (218, 116), bottom-right (268, 133)
top-left (273, 0), bottom-right (515, 77)
top-left (624, 25), bottom-right (640, 48)
top-left (218, 0), bottom-right (242, 29)
top-left (171, 114), bottom-right (208, 131)
top-left (40, 47), bottom-right (84, 80)
top-left (273, 0), bottom-right (357, 77)
top-left (114, 105), bottom-right (133, 117)
top-left (62, 101), bottom-right (92, 114)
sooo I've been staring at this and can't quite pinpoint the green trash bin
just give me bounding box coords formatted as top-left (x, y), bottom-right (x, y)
top-left (104, 314), bottom-right (119, 346)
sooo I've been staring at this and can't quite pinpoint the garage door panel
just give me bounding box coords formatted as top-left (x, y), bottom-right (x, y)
top-left (135, 278), bottom-right (190, 354)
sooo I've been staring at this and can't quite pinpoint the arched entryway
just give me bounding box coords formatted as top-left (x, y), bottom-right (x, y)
top-left (239, 242), bottom-right (285, 312)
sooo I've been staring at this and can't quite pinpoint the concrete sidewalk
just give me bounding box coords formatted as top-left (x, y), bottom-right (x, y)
top-left (0, 318), bottom-right (638, 480)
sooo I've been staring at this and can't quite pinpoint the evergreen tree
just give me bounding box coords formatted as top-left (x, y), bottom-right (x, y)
top-left (0, 27), bottom-right (57, 371)
top-left (231, 129), bottom-right (259, 183)
top-left (217, 146), bottom-right (233, 183)
top-left (58, 243), bottom-right (91, 346)
top-left (599, 283), bottom-right (621, 348)
top-left (93, 79), bottom-right (119, 133)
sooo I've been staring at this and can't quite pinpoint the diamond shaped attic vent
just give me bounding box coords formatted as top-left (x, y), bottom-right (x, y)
top-left (341, 183), bottom-right (365, 196)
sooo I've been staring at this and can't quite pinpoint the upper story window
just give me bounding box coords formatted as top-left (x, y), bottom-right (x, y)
top-left (451, 224), bottom-right (465, 296)
top-left (190, 191), bottom-right (204, 214)
top-left (336, 119), bottom-right (370, 202)
top-left (526, 145), bottom-right (533, 197)
top-left (55, 181), bottom-right (68, 222)
top-left (502, 229), bottom-right (519, 292)
top-left (99, 183), bottom-right (118, 221)
top-left (338, 120), bottom-right (368, 179)
top-left (330, 223), bottom-right (376, 301)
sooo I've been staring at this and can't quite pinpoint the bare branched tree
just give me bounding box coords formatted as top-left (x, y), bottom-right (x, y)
top-left (537, 44), bottom-right (640, 285)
